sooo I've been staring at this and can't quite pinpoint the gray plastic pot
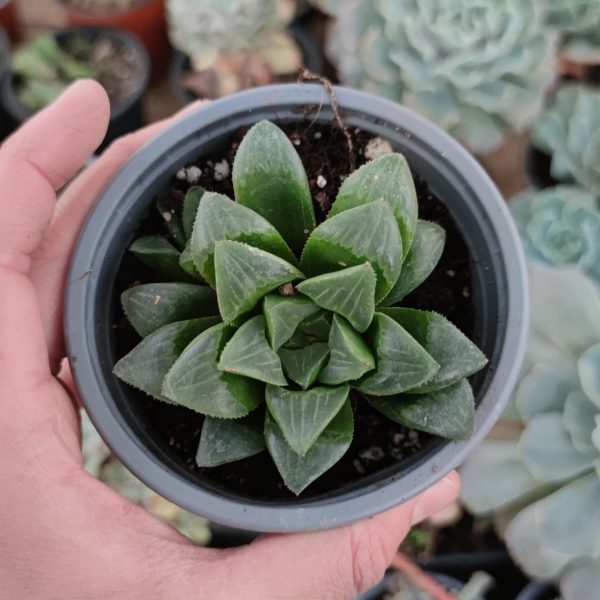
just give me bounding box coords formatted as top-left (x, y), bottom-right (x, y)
top-left (65, 84), bottom-right (528, 533)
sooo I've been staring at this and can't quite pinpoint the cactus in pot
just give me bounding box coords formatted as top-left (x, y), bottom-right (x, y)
top-left (113, 120), bottom-right (488, 495)
top-left (315, 0), bottom-right (557, 154)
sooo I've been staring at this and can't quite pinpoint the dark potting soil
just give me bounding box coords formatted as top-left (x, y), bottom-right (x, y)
top-left (112, 121), bottom-right (476, 501)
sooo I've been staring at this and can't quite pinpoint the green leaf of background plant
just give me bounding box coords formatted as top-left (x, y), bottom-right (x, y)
top-left (297, 263), bottom-right (376, 332)
top-left (163, 324), bottom-right (263, 418)
top-left (264, 398), bottom-right (353, 494)
top-left (356, 312), bottom-right (439, 396)
top-left (330, 153), bottom-right (418, 258)
top-left (121, 283), bottom-right (218, 337)
top-left (368, 379), bottom-right (475, 439)
top-left (157, 194), bottom-right (186, 250)
top-left (218, 315), bottom-right (287, 385)
top-left (214, 240), bottom-right (304, 324)
top-left (232, 120), bottom-right (316, 251)
top-left (196, 412), bottom-right (265, 467)
top-left (263, 295), bottom-right (320, 350)
top-left (191, 192), bottom-right (298, 287)
top-left (278, 343), bottom-right (329, 389)
top-left (182, 186), bottom-right (205, 239)
top-left (266, 384), bottom-right (349, 456)
top-left (113, 317), bottom-right (220, 402)
top-left (129, 236), bottom-right (195, 282)
top-left (319, 315), bottom-right (375, 385)
top-left (381, 220), bottom-right (445, 305)
top-left (380, 307), bottom-right (488, 393)
top-left (300, 200), bottom-right (402, 303)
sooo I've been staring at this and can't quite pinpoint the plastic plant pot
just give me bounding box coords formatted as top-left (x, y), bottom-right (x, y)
top-left (59, 0), bottom-right (169, 78)
top-left (169, 18), bottom-right (324, 106)
top-left (357, 571), bottom-right (464, 600)
top-left (65, 84), bottom-right (528, 533)
top-left (0, 26), bottom-right (150, 152)
top-left (515, 581), bottom-right (558, 600)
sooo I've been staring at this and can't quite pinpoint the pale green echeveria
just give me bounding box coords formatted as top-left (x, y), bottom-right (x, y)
top-left (532, 86), bottom-right (600, 194)
top-left (461, 262), bottom-right (600, 585)
top-left (540, 0), bottom-right (600, 63)
top-left (511, 186), bottom-right (600, 283)
top-left (322, 0), bottom-right (557, 153)
top-left (167, 0), bottom-right (293, 67)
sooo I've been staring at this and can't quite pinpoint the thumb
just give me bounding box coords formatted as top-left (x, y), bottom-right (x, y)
top-left (214, 472), bottom-right (460, 600)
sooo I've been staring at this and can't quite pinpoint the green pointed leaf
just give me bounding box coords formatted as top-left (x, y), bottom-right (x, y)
top-left (368, 379), bottom-right (475, 440)
top-left (182, 186), bottom-right (205, 239)
top-left (113, 317), bottom-right (220, 402)
top-left (381, 220), bottom-right (445, 305)
top-left (191, 192), bottom-right (298, 287)
top-left (296, 263), bottom-right (376, 332)
top-left (278, 343), bottom-right (329, 389)
top-left (356, 312), bottom-right (439, 396)
top-left (121, 283), bottom-right (218, 337)
top-left (319, 315), bottom-right (375, 385)
top-left (265, 398), bottom-right (353, 494)
top-left (129, 235), bottom-right (194, 282)
top-left (263, 295), bottom-right (320, 350)
top-left (232, 120), bottom-right (316, 250)
top-left (296, 310), bottom-right (332, 342)
top-left (266, 384), bottom-right (349, 456)
top-left (215, 240), bottom-right (304, 324)
top-left (179, 242), bottom-right (202, 280)
top-left (157, 194), bottom-right (186, 250)
top-left (218, 315), bottom-right (287, 385)
top-left (300, 201), bottom-right (402, 303)
top-left (163, 323), bottom-right (263, 418)
top-left (330, 153), bottom-right (418, 258)
top-left (282, 329), bottom-right (312, 349)
top-left (380, 308), bottom-right (488, 393)
top-left (196, 412), bottom-right (265, 467)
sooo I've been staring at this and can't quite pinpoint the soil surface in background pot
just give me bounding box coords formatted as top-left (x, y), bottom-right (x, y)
top-left (112, 122), bottom-right (476, 501)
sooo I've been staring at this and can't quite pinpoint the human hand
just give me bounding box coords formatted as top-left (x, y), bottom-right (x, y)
top-left (0, 81), bottom-right (459, 600)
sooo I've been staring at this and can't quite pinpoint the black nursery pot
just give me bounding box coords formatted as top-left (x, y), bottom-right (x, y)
top-left (169, 19), bottom-right (324, 106)
top-left (66, 84), bottom-right (528, 532)
top-left (0, 26), bottom-right (150, 152)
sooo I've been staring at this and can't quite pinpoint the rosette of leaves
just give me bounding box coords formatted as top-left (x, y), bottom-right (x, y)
top-left (532, 86), bottom-right (600, 193)
top-left (461, 262), bottom-right (600, 595)
top-left (114, 120), bottom-right (487, 495)
top-left (317, 0), bottom-right (556, 154)
top-left (510, 185), bottom-right (600, 283)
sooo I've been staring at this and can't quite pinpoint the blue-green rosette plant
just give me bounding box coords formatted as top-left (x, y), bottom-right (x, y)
top-left (461, 262), bottom-right (600, 595)
top-left (314, 0), bottom-right (556, 154)
top-left (510, 185), bottom-right (600, 283)
top-left (532, 86), bottom-right (600, 194)
top-left (113, 121), bottom-right (487, 494)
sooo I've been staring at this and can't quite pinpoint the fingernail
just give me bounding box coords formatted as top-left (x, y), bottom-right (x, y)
top-left (411, 473), bottom-right (460, 525)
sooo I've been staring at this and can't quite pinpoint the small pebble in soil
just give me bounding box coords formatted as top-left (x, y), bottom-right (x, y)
top-left (364, 136), bottom-right (394, 160)
top-left (213, 159), bottom-right (230, 181)
top-left (316, 174), bottom-right (327, 188)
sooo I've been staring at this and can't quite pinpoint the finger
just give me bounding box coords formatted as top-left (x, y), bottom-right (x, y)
top-left (215, 473), bottom-right (460, 600)
top-left (0, 80), bottom-right (109, 274)
top-left (30, 101), bottom-right (209, 364)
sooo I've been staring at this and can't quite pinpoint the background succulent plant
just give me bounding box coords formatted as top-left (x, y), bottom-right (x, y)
top-left (113, 120), bottom-right (487, 495)
top-left (510, 185), bottom-right (600, 283)
top-left (461, 262), bottom-right (600, 596)
top-left (316, 0), bottom-right (556, 154)
top-left (532, 86), bottom-right (600, 193)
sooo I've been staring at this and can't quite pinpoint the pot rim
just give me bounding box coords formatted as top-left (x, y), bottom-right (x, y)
top-left (0, 25), bottom-right (150, 122)
top-left (65, 84), bottom-right (529, 532)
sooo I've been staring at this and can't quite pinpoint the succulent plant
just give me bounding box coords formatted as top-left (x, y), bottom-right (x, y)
top-left (461, 261), bottom-right (600, 593)
top-left (166, 0), bottom-right (300, 97)
top-left (318, 0), bottom-right (557, 153)
top-left (114, 120), bottom-right (487, 495)
top-left (510, 185), bottom-right (600, 283)
top-left (532, 86), bottom-right (600, 193)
